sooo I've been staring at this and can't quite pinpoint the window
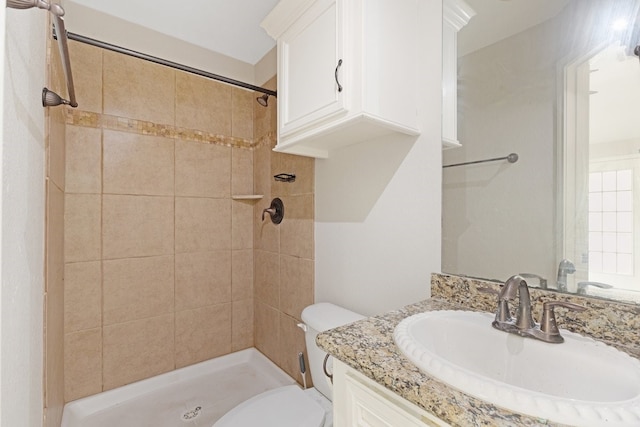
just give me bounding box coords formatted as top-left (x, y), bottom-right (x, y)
top-left (588, 169), bottom-right (634, 275)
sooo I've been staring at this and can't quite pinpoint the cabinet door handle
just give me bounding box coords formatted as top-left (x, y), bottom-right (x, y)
top-left (334, 59), bottom-right (343, 92)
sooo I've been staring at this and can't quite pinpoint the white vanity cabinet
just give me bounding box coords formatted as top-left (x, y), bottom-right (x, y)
top-left (333, 360), bottom-right (450, 427)
top-left (261, 0), bottom-right (421, 158)
top-left (442, 0), bottom-right (474, 149)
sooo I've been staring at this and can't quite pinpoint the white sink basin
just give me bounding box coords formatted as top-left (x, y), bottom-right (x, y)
top-left (394, 310), bottom-right (640, 426)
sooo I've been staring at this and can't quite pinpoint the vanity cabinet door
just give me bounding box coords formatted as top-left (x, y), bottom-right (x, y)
top-left (333, 361), bottom-right (450, 427)
top-left (278, 0), bottom-right (346, 138)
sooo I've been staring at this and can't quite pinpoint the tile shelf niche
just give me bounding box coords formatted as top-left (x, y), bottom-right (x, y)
top-left (231, 195), bottom-right (264, 200)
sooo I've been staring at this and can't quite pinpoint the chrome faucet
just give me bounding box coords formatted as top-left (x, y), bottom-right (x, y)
top-left (492, 274), bottom-right (586, 343)
top-left (492, 275), bottom-right (533, 333)
top-left (556, 259), bottom-right (576, 291)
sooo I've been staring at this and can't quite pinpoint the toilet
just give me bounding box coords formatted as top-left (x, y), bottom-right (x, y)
top-left (213, 302), bottom-right (364, 427)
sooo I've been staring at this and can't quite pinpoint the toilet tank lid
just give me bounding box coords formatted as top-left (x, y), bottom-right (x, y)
top-left (301, 303), bottom-right (365, 332)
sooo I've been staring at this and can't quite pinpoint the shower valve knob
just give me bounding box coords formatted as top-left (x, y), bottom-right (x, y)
top-left (261, 198), bottom-right (284, 224)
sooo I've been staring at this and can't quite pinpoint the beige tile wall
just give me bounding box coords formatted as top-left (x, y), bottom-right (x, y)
top-left (63, 40), bottom-right (257, 401)
top-left (252, 77), bottom-right (316, 386)
top-left (62, 43), bottom-right (314, 403)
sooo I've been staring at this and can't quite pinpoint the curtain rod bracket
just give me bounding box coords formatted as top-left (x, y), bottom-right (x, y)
top-left (9, 0), bottom-right (78, 108)
top-left (42, 87), bottom-right (71, 107)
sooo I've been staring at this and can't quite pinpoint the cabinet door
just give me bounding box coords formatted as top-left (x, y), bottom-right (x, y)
top-left (278, 0), bottom-right (346, 137)
top-left (334, 361), bottom-right (450, 427)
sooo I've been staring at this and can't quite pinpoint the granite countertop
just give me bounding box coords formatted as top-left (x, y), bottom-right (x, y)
top-left (316, 298), bottom-right (559, 426)
top-left (317, 274), bottom-right (640, 426)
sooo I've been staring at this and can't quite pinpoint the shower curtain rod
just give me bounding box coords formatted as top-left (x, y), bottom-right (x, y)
top-left (442, 153), bottom-right (519, 168)
top-left (66, 32), bottom-right (278, 98)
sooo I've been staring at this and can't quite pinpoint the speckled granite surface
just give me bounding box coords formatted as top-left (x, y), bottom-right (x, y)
top-left (316, 273), bottom-right (640, 426)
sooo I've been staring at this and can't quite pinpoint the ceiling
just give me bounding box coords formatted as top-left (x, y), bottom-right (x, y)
top-left (66, 0), bottom-right (572, 66)
top-left (66, 0), bottom-right (280, 65)
top-left (458, 0), bottom-right (570, 57)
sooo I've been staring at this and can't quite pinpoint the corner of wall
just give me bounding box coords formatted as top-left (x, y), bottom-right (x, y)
top-left (1, 6), bottom-right (47, 427)
top-left (254, 47), bottom-right (277, 87)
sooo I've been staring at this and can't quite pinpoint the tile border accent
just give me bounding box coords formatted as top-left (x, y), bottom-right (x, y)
top-left (66, 108), bottom-right (276, 151)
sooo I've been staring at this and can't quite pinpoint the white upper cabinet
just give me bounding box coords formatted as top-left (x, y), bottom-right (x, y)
top-left (262, 0), bottom-right (421, 158)
top-left (442, 0), bottom-right (474, 149)
top-left (278, 0), bottom-right (345, 137)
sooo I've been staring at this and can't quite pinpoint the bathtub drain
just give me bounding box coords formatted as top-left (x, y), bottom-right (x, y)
top-left (182, 406), bottom-right (202, 421)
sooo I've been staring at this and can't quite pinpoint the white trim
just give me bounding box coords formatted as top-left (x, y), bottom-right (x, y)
top-left (442, 0), bottom-right (474, 149)
top-left (0, 2), bottom-right (6, 419)
top-left (443, 0), bottom-right (475, 31)
top-left (261, 0), bottom-right (316, 39)
top-left (560, 44), bottom-right (607, 290)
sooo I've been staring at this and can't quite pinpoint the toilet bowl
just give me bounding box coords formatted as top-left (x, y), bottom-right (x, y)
top-left (212, 385), bottom-right (325, 427)
top-left (213, 303), bottom-right (364, 427)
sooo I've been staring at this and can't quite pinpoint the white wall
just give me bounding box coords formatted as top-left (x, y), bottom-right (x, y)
top-left (62, 1), bottom-right (260, 86)
top-left (314, 0), bottom-right (443, 316)
top-left (1, 7), bottom-right (46, 427)
top-left (589, 46), bottom-right (640, 146)
top-left (254, 47), bottom-right (277, 87)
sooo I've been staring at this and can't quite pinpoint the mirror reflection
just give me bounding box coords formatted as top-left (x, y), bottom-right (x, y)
top-left (442, 0), bottom-right (640, 303)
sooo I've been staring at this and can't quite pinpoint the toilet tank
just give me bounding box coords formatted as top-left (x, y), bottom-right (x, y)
top-left (301, 303), bottom-right (364, 400)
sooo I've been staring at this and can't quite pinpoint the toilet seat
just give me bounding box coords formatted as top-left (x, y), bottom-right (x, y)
top-left (212, 385), bottom-right (325, 427)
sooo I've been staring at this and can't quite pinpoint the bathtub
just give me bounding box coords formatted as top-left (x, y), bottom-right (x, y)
top-left (61, 348), bottom-right (296, 427)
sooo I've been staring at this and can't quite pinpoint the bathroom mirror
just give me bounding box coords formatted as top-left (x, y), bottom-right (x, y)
top-left (442, 0), bottom-right (640, 304)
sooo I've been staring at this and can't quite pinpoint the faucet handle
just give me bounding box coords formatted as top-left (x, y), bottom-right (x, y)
top-left (539, 301), bottom-right (587, 342)
top-left (577, 281), bottom-right (613, 294)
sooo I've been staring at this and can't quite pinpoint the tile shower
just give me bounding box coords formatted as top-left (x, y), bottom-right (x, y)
top-left (52, 40), bottom-right (315, 411)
